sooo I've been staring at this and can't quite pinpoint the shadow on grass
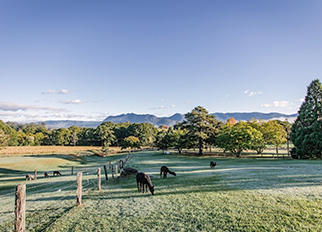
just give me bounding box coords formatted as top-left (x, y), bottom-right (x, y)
top-left (19, 153), bottom-right (130, 174)
top-left (0, 167), bottom-right (26, 176)
top-left (25, 205), bottom-right (75, 232)
top-left (27, 195), bottom-right (75, 202)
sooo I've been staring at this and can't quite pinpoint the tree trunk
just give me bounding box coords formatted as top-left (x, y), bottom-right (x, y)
top-left (198, 138), bottom-right (203, 155)
top-left (236, 150), bottom-right (242, 158)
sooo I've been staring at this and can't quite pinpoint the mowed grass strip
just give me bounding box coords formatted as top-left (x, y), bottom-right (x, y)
top-left (1, 151), bottom-right (322, 231)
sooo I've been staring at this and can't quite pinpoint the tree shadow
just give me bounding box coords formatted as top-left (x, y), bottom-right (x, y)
top-left (0, 167), bottom-right (26, 176)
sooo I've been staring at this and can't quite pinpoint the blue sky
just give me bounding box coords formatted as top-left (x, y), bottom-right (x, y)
top-left (0, 1), bottom-right (321, 123)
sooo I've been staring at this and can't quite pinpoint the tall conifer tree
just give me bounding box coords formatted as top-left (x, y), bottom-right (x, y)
top-left (182, 106), bottom-right (222, 155)
top-left (291, 79), bottom-right (322, 158)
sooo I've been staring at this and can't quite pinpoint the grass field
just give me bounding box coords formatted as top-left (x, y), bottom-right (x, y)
top-left (0, 146), bottom-right (116, 156)
top-left (1, 149), bottom-right (322, 231)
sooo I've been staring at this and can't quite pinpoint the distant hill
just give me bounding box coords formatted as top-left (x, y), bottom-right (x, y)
top-left (212, 112), bottom-right (298, 122)
top-left (102, 112), bottom-right (297, 126)
top-left (43, 112), bottom-right (297, 129)
top-left (44, 120), bottom-right (102, 129)
top-left (102, 113), bottom-right (185, 127)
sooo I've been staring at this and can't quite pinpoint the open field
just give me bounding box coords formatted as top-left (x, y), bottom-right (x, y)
top-left (0, 146), bottom-right (109, 156)
top-left (1, 150), bottom-right (322, 231)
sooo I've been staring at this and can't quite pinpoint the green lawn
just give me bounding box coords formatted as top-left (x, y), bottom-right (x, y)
top-left (1, 151), bottom-right (322, 231)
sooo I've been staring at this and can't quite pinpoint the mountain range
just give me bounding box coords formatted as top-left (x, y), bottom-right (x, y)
top-left (43, 112), bottom-right (298, 129)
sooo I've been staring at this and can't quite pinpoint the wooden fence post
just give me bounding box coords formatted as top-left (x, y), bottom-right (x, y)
top-left (115, 165), bottom-right (118, 178)
top-left (15, 184), bottom-right (26, 232)
top-left (111, 165), bottom-right (114, 179)
top-left (71, 166), bottom-right (74, 175)
top-left (109, 161), bottom-right (112, 169)
top-left (103, 165), bottom-right (108, 180)
top-left (97, 168), bottom-right (101, 190)
top-left (34, 170), bottom-right (37, 180)
top-left (76, 172), bottom-right (82, 206)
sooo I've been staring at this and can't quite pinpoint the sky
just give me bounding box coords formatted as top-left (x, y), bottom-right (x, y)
top-left (1, 0), bottom-right (322, 123)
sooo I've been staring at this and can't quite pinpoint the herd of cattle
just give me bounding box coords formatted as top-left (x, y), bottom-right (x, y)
top-left (25, 171), bottom-right (62, 180)
top-left (25, 161), bottom-right (217, 196)
top-left (136, 161), bottom-right (217, 195)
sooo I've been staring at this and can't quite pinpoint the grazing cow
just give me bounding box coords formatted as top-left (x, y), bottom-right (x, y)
top-left (53, 171), bottom-right (62, 176)
top-left (160, 166), bottom-right (176, 178)
top-left (136, 172), bottom-right (154, 195)
top-left (26, 174), bottom-right (34, 181)
top-left (210, 161), bottom-right (217, 169)
top-left (44, 172), bottom-right (50, 178)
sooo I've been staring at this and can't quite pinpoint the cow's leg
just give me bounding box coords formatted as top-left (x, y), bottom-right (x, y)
top-left (137, 182), bottom-right (141, 193)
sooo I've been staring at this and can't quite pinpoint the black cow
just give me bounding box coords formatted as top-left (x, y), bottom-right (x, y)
top-left (160, 166), bottom-right (176, 178)
top-left (210, 161), bottom-right (217, 169)
top-left (53, 171), bottom-right (62, 176)
top-left (136, 172), bottom-right (154, 195)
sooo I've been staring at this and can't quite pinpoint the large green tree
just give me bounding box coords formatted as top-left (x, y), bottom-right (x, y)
top-left (0, 120), bottom-right (19, 146)
top-left (182, 106), bottom-right (222, 155)
top-left (68, 126), bottom-right (81, 146)
top-left (155, 127), bottom-right (177, 152)
top-left (291, 79), bottom-right (322, 159)
top-left (77, 128), bottom-right (99, 146)
top-left (217, 121), bottom-right (263, 157)
top-left (114, 122), bottom-right (131, 146)
top-left (173, 128), bottom-right (188, 154)
top-left (122, 136), bottom-right (141, 150)
top-left (263, 120), bottom-right (287, 155)
top-left (96, 122), bottom-right (116, 149)
top-left (247, 119), bottom-right (266, 155)
top-left (51, 128), bottom-right (71, 146)
top-left (127, 123), bottom-right (158, 147)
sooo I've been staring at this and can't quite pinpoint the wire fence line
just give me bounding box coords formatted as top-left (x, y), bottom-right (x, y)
top-left (2, 154), bottom-right (131, 231)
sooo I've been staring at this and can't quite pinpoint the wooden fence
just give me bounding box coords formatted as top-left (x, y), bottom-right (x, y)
top-left (13, 155), bottom-right (130, 232)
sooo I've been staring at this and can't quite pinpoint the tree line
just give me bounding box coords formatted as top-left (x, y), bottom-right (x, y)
top-left (1, 79), bottom-right (321, 158)
top-left (0, 106), bottom-right (290, 157)
top-left (0, 120), bottom-right (158, 148)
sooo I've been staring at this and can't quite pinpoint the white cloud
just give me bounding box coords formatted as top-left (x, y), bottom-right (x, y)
top-left (60, 99), bottom-right (83, 104)
top-left (0, 101), bottom-right (65, 112)
top-left (244, 90), bottom-right (262, 97)
top-left (262, 101), bottom-right (290, 108)
top-left (158, 106), bottom-right (166, 109)
top-left (170, 105), bottom-right (177, 108)
top-left (41, 89), bottom-right (70, 95)
top-left (248, 91), bottom-right (262, 97)
top-left (41, 89), bottom-right (56, 94)
top-left (58, 89), bottom-right (70, 94)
